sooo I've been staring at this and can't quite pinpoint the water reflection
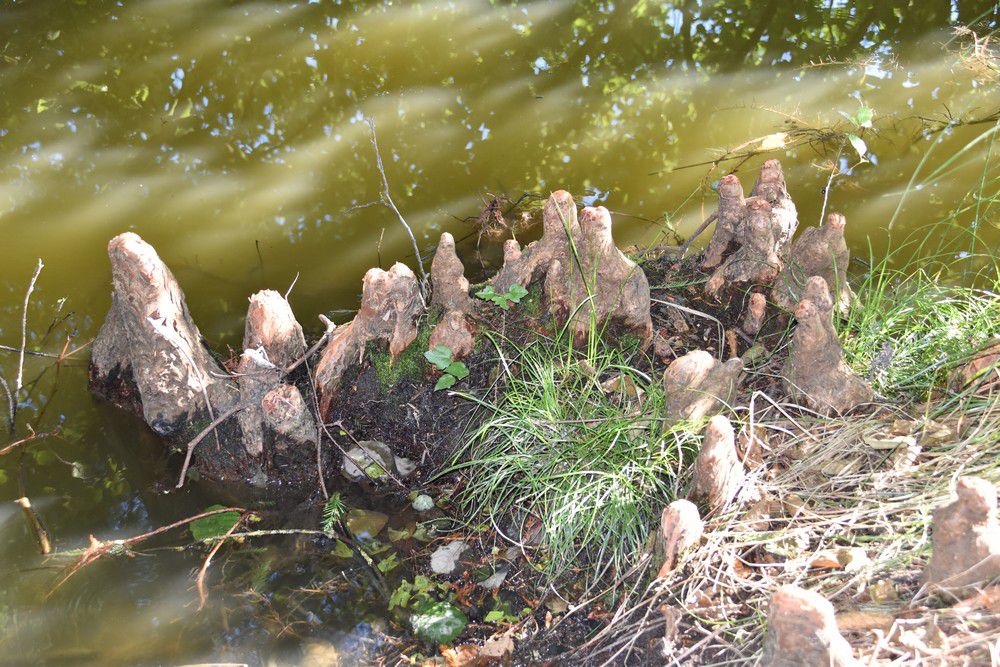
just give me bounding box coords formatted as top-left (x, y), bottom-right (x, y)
top-left (0, 0), bottom-right (997, 663)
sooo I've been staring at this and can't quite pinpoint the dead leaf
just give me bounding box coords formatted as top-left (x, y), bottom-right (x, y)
top-left (759, 132), bottom-right (788, 150)
top-left (836, 610), bottom-right (894, 632)
top-left (864, 434), bottom-right (917, 450)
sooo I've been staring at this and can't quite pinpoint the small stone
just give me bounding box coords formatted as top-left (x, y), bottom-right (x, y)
top-left (412, 494), bottom-right (435, 512)
top-left (344, 509), bottom-right (388, 540)
top-left (341, 440), bottom-right (397, 482)
top-left (924, 476), bottom-right (1000, 597)
top-left (761, 585), bottom-right (858, 667)
top-left (430, 540), bottom-right (469, 575)
top-left (301, 640), bottom-right (341, 666)
top-left (656, 499), bottom-right (704, 577)
top-left (394, 456), bottom-right (418, 478)
top-left (479, 565), bottom-right (509, 589)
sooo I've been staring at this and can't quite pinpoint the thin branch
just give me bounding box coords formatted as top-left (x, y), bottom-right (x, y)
top-left (0, 429), bottom-right (56, 457)
top-left (363, 116), bottom-right (429, 298)
top-left (13, 259), bottom-right (44, 432)
top-left (196, 511), bottom-right (249, 610)
top-left (679, 212), bottom-right (718, 258)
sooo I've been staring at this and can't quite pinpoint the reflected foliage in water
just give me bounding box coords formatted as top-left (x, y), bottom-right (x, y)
top-left (0, 1), bottom-right (997, 664)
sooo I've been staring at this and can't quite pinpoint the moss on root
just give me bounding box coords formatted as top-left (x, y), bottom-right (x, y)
top-left (371, 311), bottom-right (436, 390)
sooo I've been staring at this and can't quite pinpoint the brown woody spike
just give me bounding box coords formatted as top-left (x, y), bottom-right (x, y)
top-left (772, 212), bottom-right (852, 314)
top-left (783, 276), bottom-right (872, 414)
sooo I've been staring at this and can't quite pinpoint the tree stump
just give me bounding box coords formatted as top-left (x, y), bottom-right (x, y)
top-left (314, 263), bottom-right (423, 415)
top-left (924, 476), bottom-right (1000, 597)
top-left (689, 415), bottom-right (745, 512)
top-left (90, 233), bottom-right (238, 438)
top-left (428, 232), bottom-right (476, 359)
top-left (663, 350), bottom-right (743, 422)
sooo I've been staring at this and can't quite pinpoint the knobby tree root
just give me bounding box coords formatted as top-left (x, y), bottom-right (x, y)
top-left (427, 232), bottom-right (476, 360)
top-left (782, 276), bottom-right (873, 415)
top-left (771, 212), bottom-right (853, 314)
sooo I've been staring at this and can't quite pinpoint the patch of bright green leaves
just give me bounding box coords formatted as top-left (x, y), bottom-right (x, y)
top-left (475, 283), bottom-right (528, 310)
top-left (425, 345), bottom-right (469, 391)
top-left (390, 575), bottom-right (468, 644)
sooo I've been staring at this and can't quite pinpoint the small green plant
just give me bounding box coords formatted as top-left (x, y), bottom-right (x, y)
top-left (320, 493), bottom-right (347, 534)
top-left (190, 505), bottom-right (243, 542)
top-left (389, 574), bottom-right (451, 611)
top-left (389, 575), bottom-right (468, 644)
top-left (484, 600), bottom-right (530, 624)
top-left (425, 345), bottom-right (469, 391)
top-left (475, 283), bottom-right (528, 310)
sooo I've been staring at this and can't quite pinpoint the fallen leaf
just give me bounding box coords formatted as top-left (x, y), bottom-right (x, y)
top-left (759, 132), bottom-right (788, 150)
top-left (836, 610), bottom-right (894, 632)
top-left (864, 434), bottom-right (917, 450)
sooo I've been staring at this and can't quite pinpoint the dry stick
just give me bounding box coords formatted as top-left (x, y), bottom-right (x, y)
top-left (196, 511), bottom-right (249, 610)
top-left (363, 116), bottom-right (429, 298)
top-left (0, 429), bottom-right (55, 457)
top-left (302, 353), bottom-right (329, 500)
top-left (16, 496), bottom-right (51, 555)
top-left (13, 259), bottom-right (44, 434)
top-left (679, 212), bottom-right (718, 258)
top-left (48, 506), bottom-right (246, 596)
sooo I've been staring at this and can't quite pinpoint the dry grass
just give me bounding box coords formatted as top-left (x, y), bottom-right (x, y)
top-left (565, 388), bottom-right (1000, 666)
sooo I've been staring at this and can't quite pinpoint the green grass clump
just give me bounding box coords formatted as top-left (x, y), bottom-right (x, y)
top-left (840, 254), bottom-right (999, 399)
top-left (444, 333), bottom-right (701, 585)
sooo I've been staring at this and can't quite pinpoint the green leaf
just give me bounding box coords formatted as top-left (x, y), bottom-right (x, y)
top-left (445, 361), bottom-right (469, 380)
top-left (847, 134), bottom-right (868, 161)
top-left (410, 601), bottom-right (468, 644)
top-left (378, 552), bottom-right (401, 573)
top-left (424, 345), bottom-right (454, 370)
top-left (190, 505), bottom-right (241, 542)
top-left (332, 540), bottom-right (353, 558)
top-left (435, 373), bottom-right (458, 391)
top-left (474, 285), bottom-right (497, 300)
top-left (507, 284), bottom-right (529, 303)
top-left (484, 610), bottom-right (506, 623)
top-left (853, 105), bottom-right (874, 129)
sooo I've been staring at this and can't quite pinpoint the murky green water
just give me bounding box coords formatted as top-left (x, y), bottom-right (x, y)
top-left (0, 1), bottom-right (997, 664)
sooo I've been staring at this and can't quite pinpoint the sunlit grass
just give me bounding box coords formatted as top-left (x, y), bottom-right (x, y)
top-left (443, 331), bottom-right (701, 586)
top-left (840, 122), bottom-right (1000, 405)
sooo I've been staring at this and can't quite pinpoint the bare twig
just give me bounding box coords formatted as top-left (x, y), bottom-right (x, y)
top-left (16, 496), bottom-right (51, 555)
top-left (175, 400), bottom-right (254, 489)
top-left (196, 511), bottom-right (248, 610)
top-left (13, 259), bottom-right (44, 432)
top-left (363, 116), bottom-right (429, 298)
top-left (0, 429), bottom-right (56, 457)
top-left (679, 212), bottom-right (719, 258)
top-left (49, 506), bottom-right (246, 596)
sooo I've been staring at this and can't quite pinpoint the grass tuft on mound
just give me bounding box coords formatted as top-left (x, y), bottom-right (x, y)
top-left (445, 331), bottom-right (703, 585)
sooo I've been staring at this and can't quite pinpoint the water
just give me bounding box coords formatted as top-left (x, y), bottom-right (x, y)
top-left (0, 1), bottom-right (997, 664)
